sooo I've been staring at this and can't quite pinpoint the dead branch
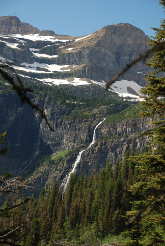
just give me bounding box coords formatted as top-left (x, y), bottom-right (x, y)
top-left (0, 226), bottom-right (20, 239)
top-left (0, 64), bottom-right (54, 131)
top-left (0, 198), bottom-right (30, 212)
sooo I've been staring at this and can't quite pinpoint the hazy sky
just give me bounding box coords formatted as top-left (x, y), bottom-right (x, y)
top-left (0, 0), bottom-right (164, 37)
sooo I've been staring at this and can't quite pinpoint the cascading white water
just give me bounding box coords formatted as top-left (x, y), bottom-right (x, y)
top-left (61, 118), bottom-right (106, 194)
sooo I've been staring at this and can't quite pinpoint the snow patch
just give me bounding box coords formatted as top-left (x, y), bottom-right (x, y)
top-left (13, 65), bottom-right (50, 74)
top-left (66, 47), bottom-right (74, 51)
top-left (21, 62), bottom-right (76, 72)
top-left (29, 48), bottom-right (39, 52)
top-left (32, 52), bottom-right (58, 58)
top-left (0, 40), bottom-right (20, 49)
top-left (0, 35), bottom-right (10, 39)
top-left (18, 74), bottom-right (32, 79)
top-left (40, 77), bottom-right (90, 86)
top-left (91, 80), bottom-right (106, 88)
top-left (12, 34), bottom-right (70, 43)
top-left (75, 34), bottom-right (92, 42)
top-left (110, 80), bottom-right (143, 101)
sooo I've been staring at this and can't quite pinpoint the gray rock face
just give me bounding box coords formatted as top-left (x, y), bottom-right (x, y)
top-left (76, 118), bottom-right (149, 175)
top-left (0, 16), bottom-right (40, 34)
top-left (26, 109), bottom-right (150, 192)
top-left (0, 78), bottom-right (150, 195)
top-left (0, 93), bottom-right (51, 176)
top-left (57, 23), bottom-right (149, 85)
top-left (0, 41), bottom-right (34, 64)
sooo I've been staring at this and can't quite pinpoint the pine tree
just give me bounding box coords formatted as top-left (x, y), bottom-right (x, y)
top-left (126, 2), bottom-right (165, 245)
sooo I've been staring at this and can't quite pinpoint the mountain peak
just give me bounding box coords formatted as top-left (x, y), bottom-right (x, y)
top-left (0, 15), bottom-right (19, 20)
top-left (0, 16), bottom-right (40, 34)
top-left (0, 16), bottom-right (20, 22)
top-left (101, 23), bottom-right (146, 35)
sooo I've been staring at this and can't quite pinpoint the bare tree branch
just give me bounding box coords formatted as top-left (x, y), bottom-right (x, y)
top-left (0, 198), bottom-right (30, 212)
top-left (0, 64), bottom-right (54, 131)
top-left (0, 226), bottom-right (20, 239)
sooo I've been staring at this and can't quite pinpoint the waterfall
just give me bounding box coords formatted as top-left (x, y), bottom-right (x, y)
top-left (61, 118), bottom-right (106, 194)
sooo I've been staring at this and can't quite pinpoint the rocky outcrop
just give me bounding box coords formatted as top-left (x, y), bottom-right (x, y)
top-left (58, 23), bottom-right (149, 85)
top-left (0, 40), bottom-right (35, 64)
top-left (76, 117), bottom-right (150, 175)
top-left (0, 16), bottom-right (40, 34)
top-left (25, 108), bottom-right (150, 193)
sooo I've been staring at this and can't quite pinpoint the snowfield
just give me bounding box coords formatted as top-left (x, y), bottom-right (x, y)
top-left (110, 80), bottom-right (143, 100)
top-left (65, 47), bottom-right (74, 51)
top-left (32, 52), bottom-right (59, 59)
top-left (11, 34), bottom-right (71, 43)
top-left (0, 33), bottom-right (144, 101)
top-left (39, 77), bottom-right (90, 86)
top-left (13, 65), bottom-right (50, 74)
top-left (13, 62), bottom-right (77, 73)
top-left (0, 40), bottom-right (20, 49)
top-left (75, 34), bottom-right (93, 42)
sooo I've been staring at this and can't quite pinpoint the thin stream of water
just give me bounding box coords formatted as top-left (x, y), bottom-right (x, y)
top-left (61, 118), bottom-right (106, 193)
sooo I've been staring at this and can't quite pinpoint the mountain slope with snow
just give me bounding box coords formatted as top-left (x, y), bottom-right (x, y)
top-left (0, 16), bottom-right (148, 101)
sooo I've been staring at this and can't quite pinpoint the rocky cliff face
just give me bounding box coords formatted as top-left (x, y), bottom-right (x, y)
top-left (0, 92), bottom-right (51, 176)
top-left (0, 16), bottom-right (40, 34)
top-left (26, 108), bottom-right (150, 193)
top-left (0, 17), bottom-right (150, 192)
top-left (0, 79), bottom-right (149, 193)
top-left (0, 80), bottom-right (120, 175)
top-left (58, 23), bottom-right (149, 85)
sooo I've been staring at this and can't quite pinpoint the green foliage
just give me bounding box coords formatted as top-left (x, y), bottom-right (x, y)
top-left (142, 23), bottom-right (165, 116)
top-left (64, 108), bottom-right (94, 120)
top-left (124, 12), bottom-right (165, 246)
top-left (7, 159), bottom-right (134, 245)
top-left (51, 150), bottom-right (73, 162)
top-left (106, 103), bottom-right (143, 123)
top-left (102, 233), bottom-right (132, 245)
top-left (79, 225), bottom-right (100, 246)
